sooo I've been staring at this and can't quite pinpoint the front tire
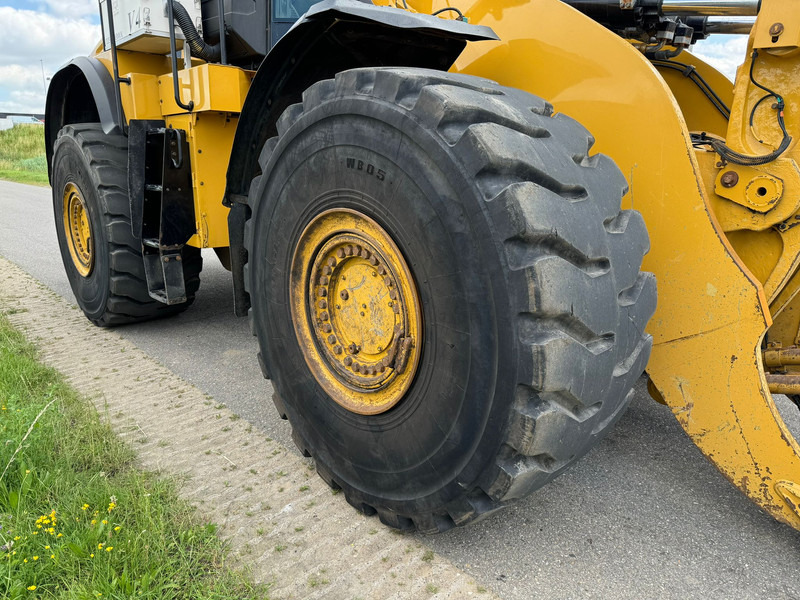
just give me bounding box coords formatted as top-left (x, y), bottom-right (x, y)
top-left (52, 124), bottom-right (201, 326)
top-left (246, 68), bottom-right (656, 532)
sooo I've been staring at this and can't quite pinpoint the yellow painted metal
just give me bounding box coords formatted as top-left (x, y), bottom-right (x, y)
top-left (442, 0), bottom-right (800, 529)
top-left (158, 64), bottom-right (253, 116)
top-left (289, 209), bottom-right (421, 415)
top-left (653, 52), bottom-right (732, 138)
top-left (63, 182), bottom-right (94, 277)
top-left (93, 49), bottom-right (251, 249)
top-left (167, 112), bottom-right (238, 249)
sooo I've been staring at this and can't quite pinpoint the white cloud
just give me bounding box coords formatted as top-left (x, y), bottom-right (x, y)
top-left (691, 36), bottom-right (749, 82)
top-left (0, 7), bottom-right (99, 113)
top-left (40, 0), bottom-right (100, 17)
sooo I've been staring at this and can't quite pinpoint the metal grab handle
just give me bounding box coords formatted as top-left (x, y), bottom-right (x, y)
top-left (166, 0), bottom-right (194, 112)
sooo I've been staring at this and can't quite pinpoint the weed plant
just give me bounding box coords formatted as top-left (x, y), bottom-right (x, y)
top-left (0, 125), bottom-right (48, 186)
top-left (0, 316), bottom-right (268, 598)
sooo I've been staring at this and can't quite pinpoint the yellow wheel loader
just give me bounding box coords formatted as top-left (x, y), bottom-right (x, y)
top-left (44, 0), bottom-right (800, 533)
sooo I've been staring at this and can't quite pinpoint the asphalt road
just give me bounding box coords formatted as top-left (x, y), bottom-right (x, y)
top-left (2, 179), bottom-right (799, 599)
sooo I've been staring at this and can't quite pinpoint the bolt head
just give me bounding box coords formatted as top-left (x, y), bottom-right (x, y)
top-left (720, 170), bottom-right (739, 188)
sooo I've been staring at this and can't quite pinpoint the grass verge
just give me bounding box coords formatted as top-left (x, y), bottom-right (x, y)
top-left (0, 125), bottom-right (49, 186)
top-left (0, 314), bottom-right (269, 599)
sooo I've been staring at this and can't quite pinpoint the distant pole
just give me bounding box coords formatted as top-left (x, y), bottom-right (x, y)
top-left (40, 59), bottom-right (47, 95)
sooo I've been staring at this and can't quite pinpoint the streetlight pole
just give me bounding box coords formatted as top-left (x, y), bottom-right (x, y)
top-left (40, 59), bottom-right (47, 95)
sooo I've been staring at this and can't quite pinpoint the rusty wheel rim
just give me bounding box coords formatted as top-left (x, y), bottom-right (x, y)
top-left (289, 208), bottom-right (422, 415)
top-left (62, 182), bottom-right (94, 277)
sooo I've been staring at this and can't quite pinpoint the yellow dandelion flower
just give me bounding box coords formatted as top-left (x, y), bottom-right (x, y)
top-left (23, 558), bottom-right (27, 563)
top-left (47, 528), bottom-right (55, 534)
top-left (25, 470), bottom-right (30, 474)
top-left (44, 546), bottom-right (50, 550)
top-left (105, 546), bottom-right (113, 552)
top-left (90, 520), bottom-right (96, 525)
top-left (97, 543), bottom-right (103, 549)
top-left (50, 555), bottom-right (55, 559)
top-left (14, 536), bottom-right (20, 541)
top-left (27, 585), bottom-right (36, 591)
top-left (56, 533), bottom-right (63, 538)
top-left (114, 526), bottom-right (121, 532)
top-left (102, 520), bottom-right (108, 525)
top-left (31, 532), bottom-right (38, 536)
top-left (32, 556), bottom-right (38, 561)
top-left (90, 553), bottom-right (94, 558)
top-left (81, 504), bottom-right (89, 511)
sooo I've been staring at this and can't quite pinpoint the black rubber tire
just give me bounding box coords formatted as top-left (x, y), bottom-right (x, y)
top-left (245, 68), bottom-right (656, 533)
top-left (52, 124), bottom-right (201, 327)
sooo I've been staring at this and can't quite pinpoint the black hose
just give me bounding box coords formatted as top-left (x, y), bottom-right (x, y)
top-left (171, 0), bottom-right (220, 63)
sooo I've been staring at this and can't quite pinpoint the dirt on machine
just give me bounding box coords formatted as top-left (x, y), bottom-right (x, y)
top-left (44, 0), bottom-right (800, 533)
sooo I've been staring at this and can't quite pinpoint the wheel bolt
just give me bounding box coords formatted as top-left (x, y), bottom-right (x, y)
top-left (378, 266), bottom-right (387, 276)
top-left (340, 290), bottom-right (349, 301)
top-left (320, 311), bottom-right (329, 321)
top-left (344, 356), bottom-right (353, 366)
top-left (389, 290), bottom-right (397, 300)
top-left (327, 334), bottom-right (337, 344)
top-left (322, 323), bottom-right (332, 333)
top-left (334, 345), bottom-right (343, 354)
top-left (322, 265), bottom-right (332, 276)
top-left (336, 248), bottom-right (345, 259)
top-left (318, 288), bottom-right (327, 297)
top-left (319, 300), bottom-right (327, 309)
top-left (384, 277), bottom-right (392, 287)
top-left (327, 257), bottom-right (337, 267)
top-left (320, 275), bottom-right (329, 285)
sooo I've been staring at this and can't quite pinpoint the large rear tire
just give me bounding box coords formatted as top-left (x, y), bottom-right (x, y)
top-left (245, 68), bottom-right (656, 532)
top-left (52, 124), bottom-right (201, 327)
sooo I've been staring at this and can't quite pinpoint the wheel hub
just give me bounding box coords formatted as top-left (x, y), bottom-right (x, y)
top-left (290, 209), bottom-right (421, 415)
top-left (62, 182), bottom-right (94, 277)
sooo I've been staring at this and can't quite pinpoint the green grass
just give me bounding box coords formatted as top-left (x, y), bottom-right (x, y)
top-left (0, 315), bottom-right (269, 599)
top-left (0, 125), bottom-right (49, 186)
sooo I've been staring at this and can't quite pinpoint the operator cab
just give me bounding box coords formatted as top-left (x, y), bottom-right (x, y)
top-left (201, 0), bottom-right (324, 68)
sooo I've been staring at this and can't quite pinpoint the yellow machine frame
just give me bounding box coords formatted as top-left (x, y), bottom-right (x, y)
top-left (94, 0), bottom-right (800, 529)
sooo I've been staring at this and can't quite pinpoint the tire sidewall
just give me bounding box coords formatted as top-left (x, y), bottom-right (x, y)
top-left (52, 131), bottom-right (111, 322)
top-left (251, 98), bottom-right (519, 512)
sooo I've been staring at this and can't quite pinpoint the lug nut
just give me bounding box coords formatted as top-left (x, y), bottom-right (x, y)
top-left (322, 323), bottom-right (332, 333)
top-left (344, 356), bottom-right (353, 366)
top-left (320, 275), bottom-right (329, 285)
top-left (334, 345), bottom-right (343, 355)
top-left (327, 334), bottom-right (337, 344)
top-left (322, 265), bottom-right (332, 276)
top-left (320, 311), bottom-right (329, 321)
top-left (327, 257), bottom-right (337, 267)
top-left (319, 300), bottom-right (328, 309)
top-left (318, 288), bottom-right (327, 297)
top-left (336, 248), bottom-right (346, 259)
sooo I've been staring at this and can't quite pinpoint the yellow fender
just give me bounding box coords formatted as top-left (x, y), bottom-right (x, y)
top-left (444, 0), bottom-right (800, 529)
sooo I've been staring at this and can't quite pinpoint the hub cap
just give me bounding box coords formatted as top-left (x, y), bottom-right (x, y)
top-left (290, 209), bottom-right (421, 415)
top-left (62, 182), bottom-right (94, 277)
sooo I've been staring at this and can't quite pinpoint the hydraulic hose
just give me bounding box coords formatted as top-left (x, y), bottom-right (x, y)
top-left (171, 0), bottom-right (220, 63)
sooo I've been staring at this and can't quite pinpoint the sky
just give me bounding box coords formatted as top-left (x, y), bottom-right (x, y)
top-left (0, 1), bottom-right (746, 115)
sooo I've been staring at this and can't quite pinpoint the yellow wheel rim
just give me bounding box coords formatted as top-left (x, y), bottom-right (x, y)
top-left (290, 209), bottom-right (422, 415)
top-left (62, 182), bottom-right (94, 277)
